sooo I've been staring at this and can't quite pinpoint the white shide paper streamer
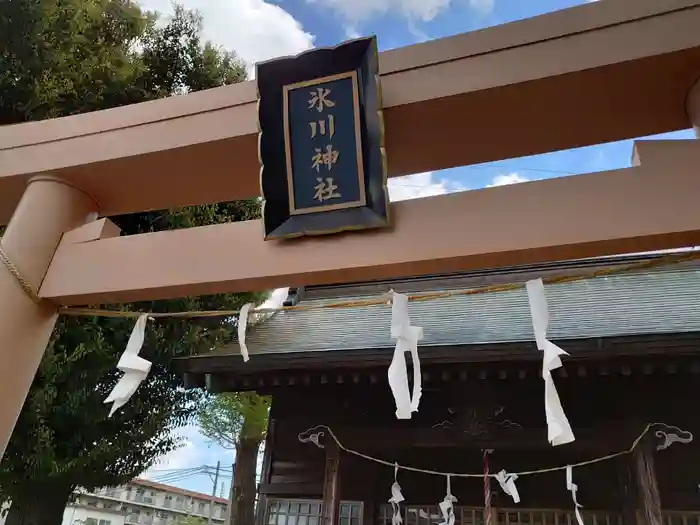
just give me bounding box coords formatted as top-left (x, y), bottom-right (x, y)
top-left (389, 463), bottom-right (405, 525)
top-left (238, 302), bottom-right (254, 362)
top-left (526, 278), bottom-right (575, 446)
top-left (387, 291), bottom-right (424, 419)
top-left (495, 470), bottom-right (520, 504)
top-left (566, 466), bottom-right (584, 525)
top-left (438, 475), bottom-right (458, 525)
top-left (104, 314), bottom-right (152, 417)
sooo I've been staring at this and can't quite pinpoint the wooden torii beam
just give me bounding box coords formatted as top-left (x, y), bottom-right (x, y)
top-left (1, 0), bottom-right (700, 224)
top-left (36, 140), bottom-right (700, 304)
top-left (2, 0), bottom-right (700, 460)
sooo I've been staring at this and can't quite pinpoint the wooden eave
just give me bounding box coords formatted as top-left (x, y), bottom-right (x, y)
top-left (177, 333), bottom-right (700, 393)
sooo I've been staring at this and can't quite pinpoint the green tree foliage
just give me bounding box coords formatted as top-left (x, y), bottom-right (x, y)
top-left (0, 2), bottom-right (263, 524)
top-left (198, 393), bottom-right (271, 525)
top-left (139, 4), bottom-right (246, 96)
top-left (174, 515), bottom-right (208, 525)
top-left (0, 0), bottom-right (246, 125)
top-left (198, 393), bottom-right (271, 449)
top-left (0, 0), bottom-right (147, 124)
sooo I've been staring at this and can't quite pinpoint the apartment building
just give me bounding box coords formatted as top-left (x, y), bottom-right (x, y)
top-left (64, 479), bottom-right (228, 525)
top-left (61, 504), bottom-right (127, 525)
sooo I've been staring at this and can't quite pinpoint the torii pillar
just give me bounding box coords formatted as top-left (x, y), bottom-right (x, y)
top-left (0, 176), bottom-right (97, 458)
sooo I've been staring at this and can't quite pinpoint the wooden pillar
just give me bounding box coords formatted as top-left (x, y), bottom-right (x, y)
top-left (632, 436), bottom-right (663, 525)
top-left (322, 440), bottom-right (341, 525)
top-left (0, 176), bottom-right (97, 459)
top-left (255, 416), bottom-right (276, 525)
top-left (486, 505), bottom-right (499, 525)
top-left (361, 462), bottom-right (378, 525)
top-left (361, 500), bottom-right (375, 525)
top-left (488, 476), bottom-right (500, 525)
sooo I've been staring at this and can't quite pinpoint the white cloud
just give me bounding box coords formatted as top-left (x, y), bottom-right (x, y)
top-left (488, 173), bottom-right (530, 187)
top-left (306, 0), bottom-right (495, 25)
top-left (139, 0), bottom-right (314, 75)
top-left (469, 0), bottom-right (495, 14)
top-left (388, 172), bottom-right (466, 201)
top-left (307, 0), bottom-right (451, 25)
top-left (144, 426), bottom-right (205, 476)
top-left (407, 20), bottom-right (431, 43)
top-left (344, 26), bottom-right (362, 39)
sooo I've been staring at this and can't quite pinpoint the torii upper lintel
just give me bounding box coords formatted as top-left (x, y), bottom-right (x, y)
top-left (0, 0), bottom-right (699, 225)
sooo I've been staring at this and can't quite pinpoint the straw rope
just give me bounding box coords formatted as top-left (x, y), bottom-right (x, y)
top-left (55, 250), bottom-right (700, 319)
top-left (0, 243), bottom-right (42, 304)
top-left (299, 423), bottom-right (669, 479)
top-left (483, 449), bottom-right (492, 525)
top-left (1, 234), bottom-right (698, 319)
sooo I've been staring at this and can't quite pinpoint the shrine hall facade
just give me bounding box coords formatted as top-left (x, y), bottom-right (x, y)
top-left (176, 252), bottom-right (700, 525)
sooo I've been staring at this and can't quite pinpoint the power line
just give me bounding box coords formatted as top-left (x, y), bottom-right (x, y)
top-left (77, 467), bottom-right (234, 505)
top-left (148, 466), bottom-right (211, 484)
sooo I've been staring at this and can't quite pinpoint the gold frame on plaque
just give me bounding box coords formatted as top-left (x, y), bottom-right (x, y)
top-left (282, 71), bottom-right (368, 216)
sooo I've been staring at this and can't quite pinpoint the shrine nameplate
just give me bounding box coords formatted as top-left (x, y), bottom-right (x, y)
top-left (257, 36), bottom-right (390, 240)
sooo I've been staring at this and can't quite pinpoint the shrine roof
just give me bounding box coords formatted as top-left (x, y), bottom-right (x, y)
top-left (194, 251), bottom-right (700, 362)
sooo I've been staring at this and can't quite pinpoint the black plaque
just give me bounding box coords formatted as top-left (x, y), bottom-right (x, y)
top-left (257, 36), bottom-right (390, 240)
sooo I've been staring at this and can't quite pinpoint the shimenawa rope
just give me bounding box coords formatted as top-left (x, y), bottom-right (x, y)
top-left (58, 250), bottom-right (700, 319)
top-left (1, 237), bottom-right (699, 319)
top-left (299, 423), bottom-right (667, 479)
top-left (0, 243), bottom-right (42, 304)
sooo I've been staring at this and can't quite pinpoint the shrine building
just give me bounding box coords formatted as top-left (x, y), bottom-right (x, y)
top-left (177, 252), bottom-right (700, 525)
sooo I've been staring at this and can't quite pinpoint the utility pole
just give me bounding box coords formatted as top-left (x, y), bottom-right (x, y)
top-left (209, 461), bottom-right (220, 525)
top-left (226, 461), bottom-right (236, 525)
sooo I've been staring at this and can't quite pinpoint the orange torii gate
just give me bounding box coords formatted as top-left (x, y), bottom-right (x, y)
top-left (1, 0), bottom-right (700, 459)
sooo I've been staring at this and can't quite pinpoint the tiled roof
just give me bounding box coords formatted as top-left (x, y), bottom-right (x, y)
top-left (235, 253), bottom-right (700, 357)
top-left (132, 479), bottom-right (228, 505)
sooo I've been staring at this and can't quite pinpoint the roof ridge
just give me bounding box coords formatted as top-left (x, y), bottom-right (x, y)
top-left (299, 250), bottom-right (700, 300)
top-left (132, 478), bottom-right (229, 505)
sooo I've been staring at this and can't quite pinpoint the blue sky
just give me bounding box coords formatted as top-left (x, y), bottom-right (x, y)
top-left (137, 0), bottom-right (698, 496)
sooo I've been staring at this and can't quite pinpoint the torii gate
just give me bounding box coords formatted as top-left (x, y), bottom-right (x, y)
top-left (2, 0), bottom-right (700, 459)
